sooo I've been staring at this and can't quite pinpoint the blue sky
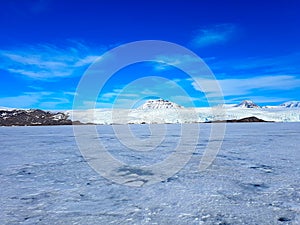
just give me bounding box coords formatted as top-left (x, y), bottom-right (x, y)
top-left (0, 0), bottom-right (300, 109)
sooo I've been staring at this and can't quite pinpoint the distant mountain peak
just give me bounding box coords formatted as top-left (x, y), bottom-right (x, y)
top-left (235, 100), bottom-right (260, 108)
top-left (138, 99), bottom-right (183, 110)
top-left (280, 101), bottom-right (300, 108)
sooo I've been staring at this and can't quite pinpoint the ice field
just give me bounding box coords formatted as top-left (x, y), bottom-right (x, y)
top-left (69, 107), bottom-right (300, 124)
top-left (0, 123), bottom-right (299, 224)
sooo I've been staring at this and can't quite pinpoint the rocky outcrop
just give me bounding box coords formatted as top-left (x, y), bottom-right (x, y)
top-left (0, 109), bottom-right (72, 126)
top-left (206, 116), bottom-right (271, 123)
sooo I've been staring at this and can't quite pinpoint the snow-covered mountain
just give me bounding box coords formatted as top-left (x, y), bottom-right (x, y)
top-left (280, 101), bottom-right (300, 108)
top-left (235, 100), bottom-right (260, 108)
top-left (69, 106), bottom-right (300, 124)
top-left (138, 99), bottom-right (183, 110)
top-left (2, 98), bottom-right (300, 126)
top-left (69, 98), bottom-right (300, 124)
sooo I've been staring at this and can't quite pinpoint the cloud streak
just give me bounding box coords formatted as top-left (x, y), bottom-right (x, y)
top-left (0, 91), bottom-right (76, 109)
top-left (192, 23), bottom-right (236, 48)
top-left (208, 52), bottom-right (300, 76)
top-left (154, 54), bottom-right (201, 71)
top-left (96, 77), bottom-right (204, 109)
top-left (191, 75), bottom-right (300, 97)
top-left (0, 41), bottom-right (100, 80)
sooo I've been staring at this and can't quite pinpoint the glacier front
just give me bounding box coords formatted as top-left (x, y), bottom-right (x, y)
top-left (68, 107), bottom-right (300, 124)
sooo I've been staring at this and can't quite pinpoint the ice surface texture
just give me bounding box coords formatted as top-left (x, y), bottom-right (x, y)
top-left (0, 123), bottom-right (299, 224)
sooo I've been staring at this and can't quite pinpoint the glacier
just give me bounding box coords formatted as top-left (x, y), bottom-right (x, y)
top-left (68, 107), bottom-right (300, 124)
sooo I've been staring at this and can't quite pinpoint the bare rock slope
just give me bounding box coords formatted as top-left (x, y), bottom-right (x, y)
top-left (0, 109), bottom-right (72, 126)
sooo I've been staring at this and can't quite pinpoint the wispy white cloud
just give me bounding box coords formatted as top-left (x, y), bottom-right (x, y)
top-left (100, 89), bottom-right (123, 101)
top-left (82, 101), bottom-right (114, 109)
top-left (168, 95), bottom-right (203, 107)
top-left (191, 23), bottom-right (236, 48)
top-left (0, 91), bottom-right (74, 109)
top-left (99, 88), bottom-right (141, 108)
top-left (63, 91), bottom-right (78, 96)
top-left (95, 77), bottom-right (205, 109)
top-left (74, 55), bottom-right (101, 67)
top-left (0, 41), bottom-right (100, 80)
top-left (152, 54), bottom-right (214, 80)
top-left (154, 54), bottom-right (200, 71)
top-left (191, 75), bottom-right (300, 97)
top-left (208, 52), bottom-right (300, 76)
top-left (0, 93), bottom-right (41, 109)
top-left (79, 50), bottom-right (300, 108)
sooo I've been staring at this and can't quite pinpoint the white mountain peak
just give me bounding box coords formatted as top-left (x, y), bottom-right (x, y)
top-left (235, 100), bottom-right (260, 108)
top-left (138, 99), bottom-right (183, 110)
top-left (280, 101), bottom-right (300, 108)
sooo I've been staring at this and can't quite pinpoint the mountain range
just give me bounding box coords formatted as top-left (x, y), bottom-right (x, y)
top-left (138, 99), bottom-right (300, 110)
top-left (280, 101), bottom-right (300, 108)
top-left (1, 99), bottom-right (300, 126)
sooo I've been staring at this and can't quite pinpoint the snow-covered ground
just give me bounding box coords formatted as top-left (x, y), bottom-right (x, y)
top-left (68, 107), bottom-right (300, 124)
top-left (0, 123), bottom-right (299, 224)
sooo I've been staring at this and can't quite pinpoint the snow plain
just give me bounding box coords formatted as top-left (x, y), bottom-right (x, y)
top-left (0, 123), bottom-right (299, 224)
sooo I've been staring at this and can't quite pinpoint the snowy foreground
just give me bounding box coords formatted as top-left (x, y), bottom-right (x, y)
top-left (69, 107), bottom-right (300, 124)
top-left (0, 123), bottom-right (299, 224)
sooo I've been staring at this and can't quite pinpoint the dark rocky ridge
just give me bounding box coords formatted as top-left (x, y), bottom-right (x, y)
top-left (0, 109), bottom-right (72, 126)
top-left (206, 116), bottom-right (271, 123)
